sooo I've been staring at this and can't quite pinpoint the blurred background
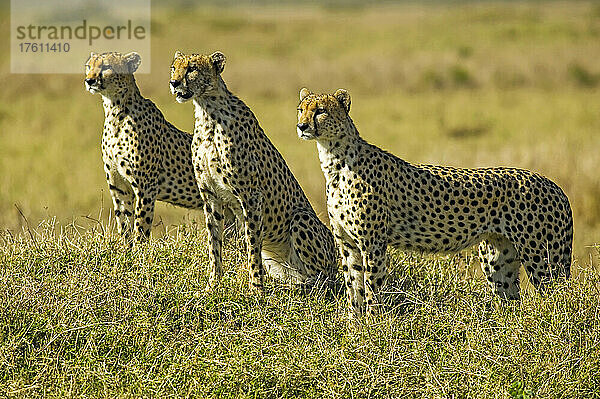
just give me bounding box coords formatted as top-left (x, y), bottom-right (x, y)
top-left (0, 1), bottom-right (598, 262)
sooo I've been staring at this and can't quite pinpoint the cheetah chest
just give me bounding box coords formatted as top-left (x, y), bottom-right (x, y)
top-left (194, 136), bottom-right (242, 214)
top-left (326, 168), bottom-right (364, 229)
top-left (102, 122), bottom-right (138, 178)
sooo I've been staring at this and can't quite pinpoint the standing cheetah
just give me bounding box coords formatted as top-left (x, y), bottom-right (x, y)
top-left (297, 88), bottom-right (573, 317)
top-left (169, 51), bottom-right (337, 290)
top-left (85, 52), bottom-right (204, 240)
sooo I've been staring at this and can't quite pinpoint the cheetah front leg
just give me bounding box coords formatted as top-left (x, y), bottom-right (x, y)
top-left (105, 166), bottom-right (134, 237)
top-left (240, 189), bottom-right (265, 291)
top-left (361, 242), bottom-right (388, 316)
top-left (202, 193), bottom-right (225, 291)
top-left (131, 185), bottom-right (158, 241)
top-left (337, 238), bottom-right (364, 319)
top-left (334, 238), bottom-right (367, 321)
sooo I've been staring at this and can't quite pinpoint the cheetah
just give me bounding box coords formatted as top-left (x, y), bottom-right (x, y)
top-left (297, 88), bottom-right (573, 318)
top-left (85, 51), bottom-right (205, 240)
top-left (169, 51), bottom-right (337, 290)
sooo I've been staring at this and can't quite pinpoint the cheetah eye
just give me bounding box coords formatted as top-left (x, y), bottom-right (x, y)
top-left (187, 65), bottom-right (197, 73)
top-left (315, 108), bottom-right (326, 115)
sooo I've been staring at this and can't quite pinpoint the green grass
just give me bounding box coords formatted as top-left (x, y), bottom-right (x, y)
top-left (1, 225), bottom-right (600, 397)
top-left (2, 2), bottom-right (600, 396)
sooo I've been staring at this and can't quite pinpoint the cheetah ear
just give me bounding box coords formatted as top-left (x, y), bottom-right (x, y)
top-left (86, 51), bottom-right (97, 64)
top-left (174, 50), bottom-right (184, 59)
top-left (299, 88), bottom-right (312, 102)
top-left (210, 51), bottom-right (226, 74)
top-left (123, 52), bottom-right (141, 73)
top-left (334, 89), bottom-right (351, 113)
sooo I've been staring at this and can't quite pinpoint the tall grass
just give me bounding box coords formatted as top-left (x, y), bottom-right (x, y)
top-left (1, 224), bottom-right (599, 397)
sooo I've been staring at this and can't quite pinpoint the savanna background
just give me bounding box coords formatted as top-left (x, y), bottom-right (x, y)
top-left (1, 1), bottom-right (600, 397)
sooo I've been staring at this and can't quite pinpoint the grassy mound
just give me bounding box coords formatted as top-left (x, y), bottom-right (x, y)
top-left (1, 224), bottom-right (598, 397)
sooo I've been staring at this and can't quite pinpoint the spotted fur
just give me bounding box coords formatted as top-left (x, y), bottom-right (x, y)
top-left (297, 88), bottom-right (573, 318)
top-left (170, 52), bottom-right (337, 290)
top-left (85, 52), bottom-right (203, 240)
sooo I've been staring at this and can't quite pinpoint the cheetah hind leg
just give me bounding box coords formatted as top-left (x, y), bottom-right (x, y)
top-left (259, 244), bottom-right (324, 288)
top-left (288, 210), bottom-right (338, 287)
top-left (519, 239), bottom-right (571, 295)
top-left (261, 211), bottom-right (337, 287)
top-left (260, 249), bottom-right (305, 285)
top-left (478, 234), bottom-right (521, 300)
top-left (223, 206), bottom-right (243, 240)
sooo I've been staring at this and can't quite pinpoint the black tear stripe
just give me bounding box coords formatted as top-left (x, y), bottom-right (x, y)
top-left (108, 184), bottom-right (126, 195)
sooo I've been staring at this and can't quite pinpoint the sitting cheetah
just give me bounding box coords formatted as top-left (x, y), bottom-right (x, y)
top-left (297, 88), bottom-right (573, 317)
top-left (169, 51), bottom-right (337, 290)
top-left (85, 52), bottom-right (205, 240)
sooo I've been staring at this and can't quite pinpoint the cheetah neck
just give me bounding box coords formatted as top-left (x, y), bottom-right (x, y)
top-left (316, 122), bottom-right (364, 181)
top-left (192, 79), bottom-right (245, 139)
top-left (101, 77), bottom-right (143, 120)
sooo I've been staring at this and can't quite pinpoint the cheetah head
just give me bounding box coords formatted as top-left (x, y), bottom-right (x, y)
top-left (84, 52), bottom-right (141, 95)
top-left (170, 51), bottom-right (226, 103)
top-left (296, 88), bottom-right (351, 141)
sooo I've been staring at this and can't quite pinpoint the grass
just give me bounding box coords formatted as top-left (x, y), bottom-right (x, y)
top-left (2, 1), bottom-right (600, 396)
top-left (1, 224), bottom-right (600, 397)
